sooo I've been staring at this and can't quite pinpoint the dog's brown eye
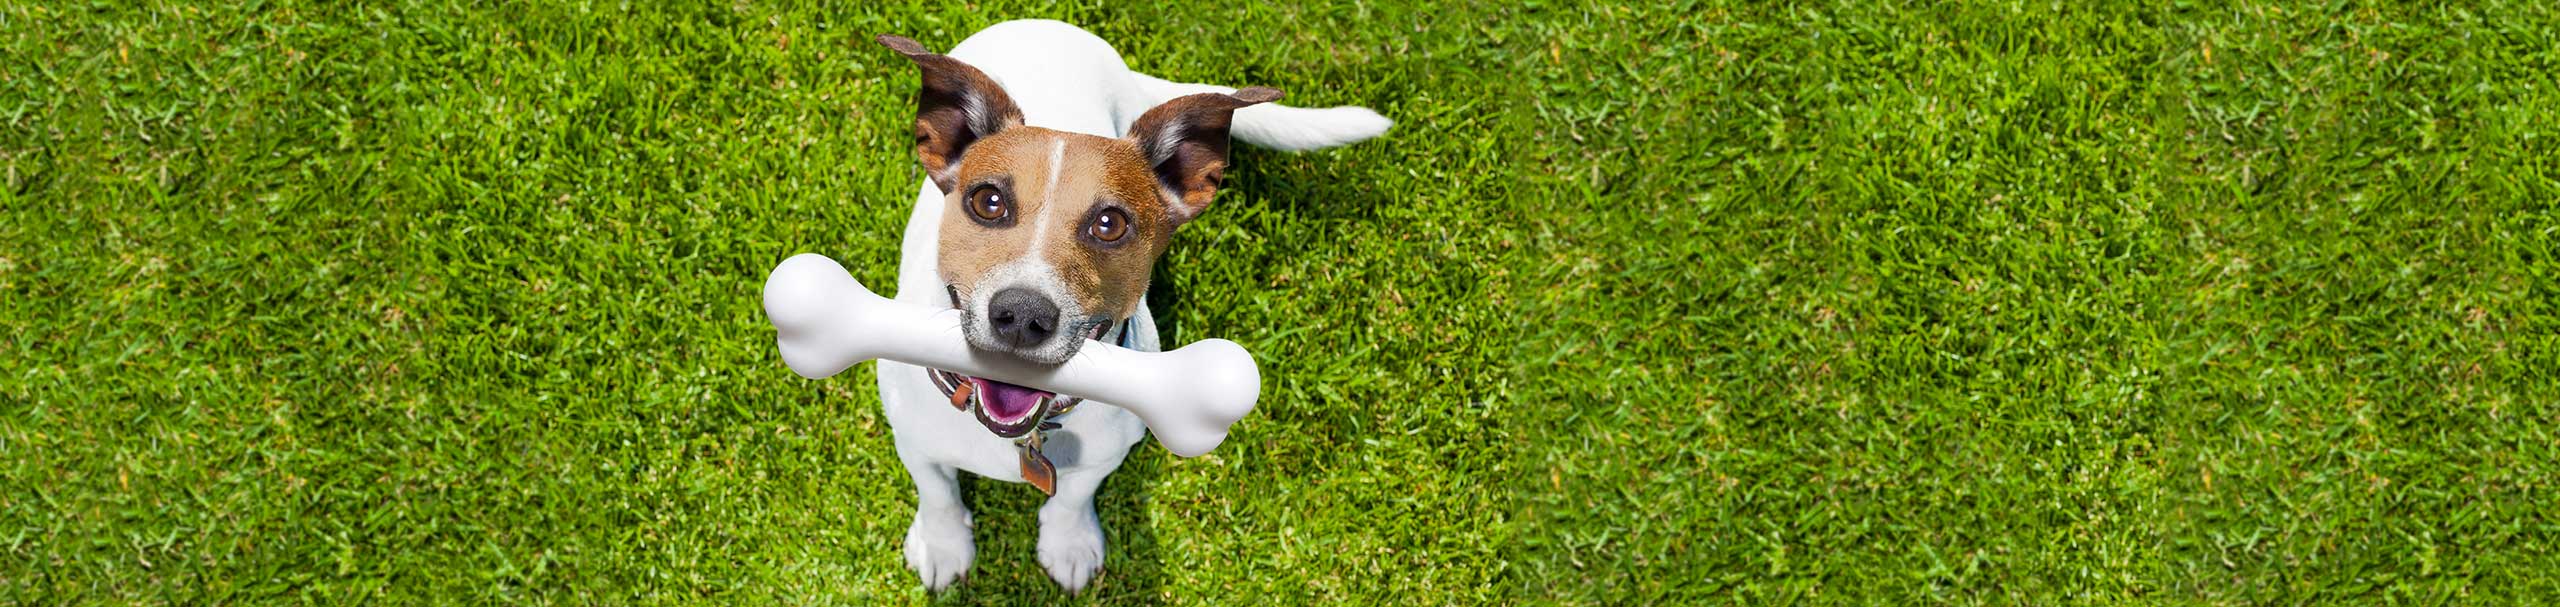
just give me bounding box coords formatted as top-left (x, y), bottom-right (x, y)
top-left (967, 185), bottom-right (1009, 223)
top-left (1088, 208), bottom-right (1129, 242)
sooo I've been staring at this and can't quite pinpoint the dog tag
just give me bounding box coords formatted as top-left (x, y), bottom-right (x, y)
top-left (1018, 440), bottom-right (1057, 496)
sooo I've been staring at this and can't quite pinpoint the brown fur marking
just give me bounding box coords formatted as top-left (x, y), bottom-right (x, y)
top-left (882, 35), bottom-right (1277, 332)
top-left (936, 128), bottom-right (1173, 321)
top-left (878, 35), bottom-right (1025, 191)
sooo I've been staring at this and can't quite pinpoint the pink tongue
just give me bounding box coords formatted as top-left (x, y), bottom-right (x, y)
top-left (977, 379), bottom-right (1049, 423)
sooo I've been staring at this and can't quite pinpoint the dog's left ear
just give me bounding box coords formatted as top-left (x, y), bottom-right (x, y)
top-left (877, 34), bottom-right (1025, 192)
top-left (1125, 88), bottom-right (1280, 227)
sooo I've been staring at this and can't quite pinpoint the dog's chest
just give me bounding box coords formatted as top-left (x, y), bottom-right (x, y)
top-left (873, 296), bottom-right (1156, 483)
top-left (876, 359), bottom-right (1149, 481)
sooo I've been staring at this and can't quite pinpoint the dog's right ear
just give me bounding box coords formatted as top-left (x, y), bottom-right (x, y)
top-left (877, 35), bottom-right (1024, 192)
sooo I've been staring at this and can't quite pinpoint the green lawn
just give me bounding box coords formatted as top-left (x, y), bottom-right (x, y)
top-left (5, 1), bottom-right (2557, 604)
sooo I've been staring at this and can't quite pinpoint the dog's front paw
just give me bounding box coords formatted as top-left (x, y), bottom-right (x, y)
top-left (904, 508), bottom-right (975, 591)
top-left (1037, 510), bottom-right (1107, 593)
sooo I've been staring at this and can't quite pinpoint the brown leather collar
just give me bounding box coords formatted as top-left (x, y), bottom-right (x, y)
top-left (922, 316), bottom-right (1132, 496)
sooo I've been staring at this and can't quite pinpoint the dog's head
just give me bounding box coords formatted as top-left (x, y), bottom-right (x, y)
top-left (879, 35), bottom-right (1273, 366)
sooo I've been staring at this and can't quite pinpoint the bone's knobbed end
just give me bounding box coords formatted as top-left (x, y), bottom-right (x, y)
top-left (1152, 338), bottom-right (1262, 457)
top-left (763, 254), bottom-right (848, 335)
top-left (763, 253), bottom-right (866, 380)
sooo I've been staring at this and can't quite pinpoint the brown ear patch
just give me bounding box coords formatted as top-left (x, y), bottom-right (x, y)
top-left (1228, 86), bottom-right (1283, 104)
top-left (875, 34), bottom-right (930, 55)
top-left (1124, 88), bottom-right (1281, 226)
top-left (877, 34), bottom-right (1024, 191)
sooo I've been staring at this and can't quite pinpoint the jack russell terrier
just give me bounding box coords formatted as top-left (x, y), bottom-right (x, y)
top-left (865, 20), bottom-right (1389, 592)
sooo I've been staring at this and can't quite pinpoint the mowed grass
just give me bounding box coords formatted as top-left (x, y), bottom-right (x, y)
top-left (2, 1), bottom-right (2556, 604)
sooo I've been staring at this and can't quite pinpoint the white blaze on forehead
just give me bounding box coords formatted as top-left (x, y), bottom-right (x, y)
top-left (1027, 135), bottom-right (1068, 258)
top-left (1045, 136), bottom-right (1066, 195)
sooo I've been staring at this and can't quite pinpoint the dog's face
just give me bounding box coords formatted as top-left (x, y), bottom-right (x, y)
top-left (932, 128), bottom-right (1172, 364)
top-left (880, 35), bottom-right (1274, 365)
top-left (878, 35), bottom-right (1278, 436)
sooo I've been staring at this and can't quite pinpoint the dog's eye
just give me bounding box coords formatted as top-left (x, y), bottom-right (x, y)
top-left (1087, 208), bottom-right (1129, 243)
top-left (966, 185), bottom-right (1010, 223)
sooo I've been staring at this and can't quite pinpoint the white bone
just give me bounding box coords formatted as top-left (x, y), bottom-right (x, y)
top-left (762, 253), bottom-right (1259, 457)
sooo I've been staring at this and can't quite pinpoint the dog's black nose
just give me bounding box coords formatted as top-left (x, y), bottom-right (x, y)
top-left (986, 288), bottom-right (1060, 348)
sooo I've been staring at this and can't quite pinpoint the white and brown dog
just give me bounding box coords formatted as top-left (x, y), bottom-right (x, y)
top-left (866, 21), bottom-right (1388, 592)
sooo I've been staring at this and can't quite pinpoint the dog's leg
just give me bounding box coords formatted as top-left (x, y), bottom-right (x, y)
top-left (901, 459), bottom-right (975, 590)
top-left (1036, 456), bottom-right (1118, 593)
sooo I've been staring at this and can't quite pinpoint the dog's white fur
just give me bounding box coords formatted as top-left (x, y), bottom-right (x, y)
top-left (871, 20), bottom-right (1388, 592)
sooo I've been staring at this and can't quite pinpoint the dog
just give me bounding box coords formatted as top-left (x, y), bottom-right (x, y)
top-left (866, 20), bottom-right (1389, 592)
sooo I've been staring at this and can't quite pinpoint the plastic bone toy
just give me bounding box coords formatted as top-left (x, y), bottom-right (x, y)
top-left (761, 253), bottom-right (1260, 457)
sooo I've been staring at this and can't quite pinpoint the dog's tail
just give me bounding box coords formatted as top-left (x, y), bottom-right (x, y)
top-left (1125, 72), bottom-right (1391, 151)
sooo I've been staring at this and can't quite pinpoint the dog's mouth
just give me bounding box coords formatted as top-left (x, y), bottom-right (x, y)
top-left (930, 369), bottom-right (1084, 438)
top-left (932, 287), bottom-right (1112, 438)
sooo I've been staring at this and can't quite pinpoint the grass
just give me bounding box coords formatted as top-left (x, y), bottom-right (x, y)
top-left (2, 0), bottom-right (2555, 604)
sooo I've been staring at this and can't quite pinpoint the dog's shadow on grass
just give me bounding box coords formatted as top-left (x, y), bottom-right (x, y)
top-left (941, 449), bottom-right (1170, 604)
top-left (1146, 145), bottom-right (1389, 346)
